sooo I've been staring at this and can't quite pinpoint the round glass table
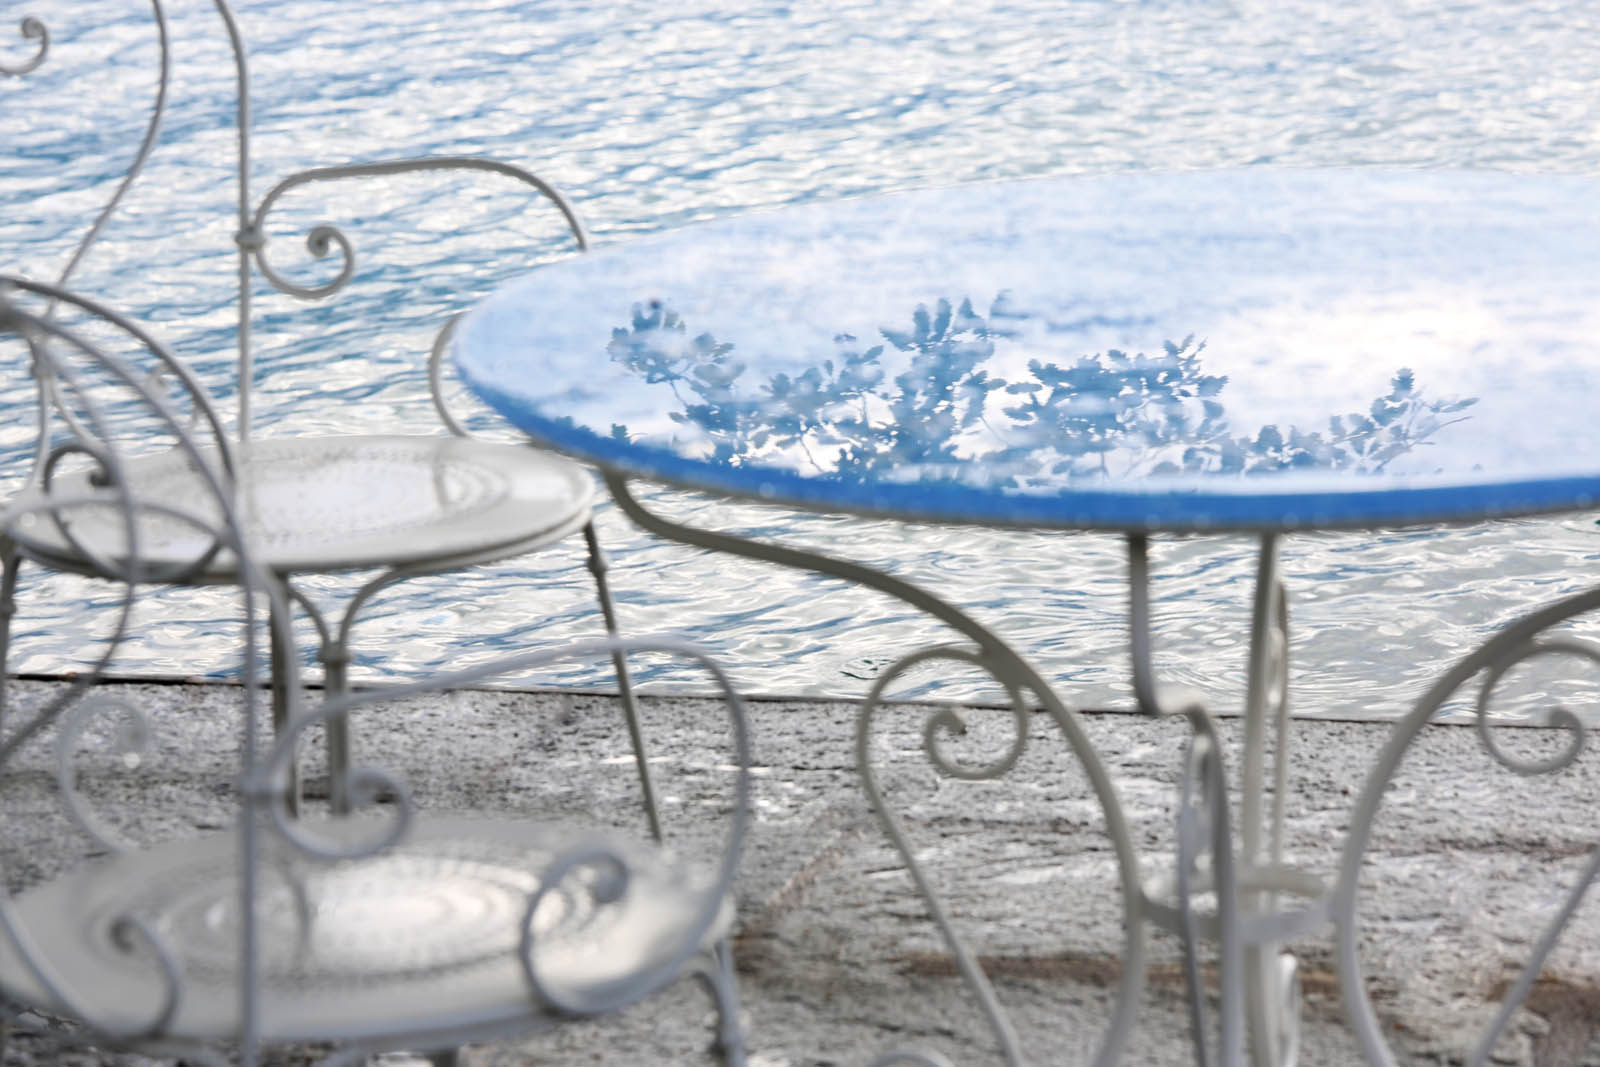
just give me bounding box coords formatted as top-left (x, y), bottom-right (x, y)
top-left (454, 168), bottom-right (1600, 1067)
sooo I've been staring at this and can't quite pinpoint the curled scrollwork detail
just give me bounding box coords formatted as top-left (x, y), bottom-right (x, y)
top-left (1474, 638), bottom-right (1595, 776)
top-left (5, 279), bottom-right (234, 584)
top-left (854, 643), bottom-right (1037, 1066)
top-left (254, 701), bottom-right (414, 863)
top-left (1, 16), bottom-right (47, 77)
top-left (1335, 583), bottom-right (1600, 1067)
top-left (244, 156), bottom-right (587, 306)
top-left (56, 694), bottom-right (153, 855)
top-left (0, 900), bottom-right (186, 1047)
top-left (607, 474), bottom-right (1142, 1062)
top-left (241, 221), bottom-right (357, 301)
top-left (518, 846), bottom-right (635, 1014)
top-left (104, 914), bottom-right (182, 1038)
top-left (4, 277), bottom-right (235, 479)
top-left (41, 441), bottom-right (117, 547)
top-left (891, 646), bottom-right (1032, 782)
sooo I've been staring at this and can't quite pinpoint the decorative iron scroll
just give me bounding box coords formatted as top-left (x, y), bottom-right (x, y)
top-left (211, 0), bottom-right (591, 445)
top-left (55, 693), bottom-right (155, 854)
top-left (242, 636), bottom-right (752, 1027)
top-left (606, 472), bottom-right (1147, 1066)
top-left (0, 16), bottom-right (48, 77)
top-left (1334, 583), bottom-right (1600, 1067)
top-left (233, 154), bottom-right (589, 441)
top-left (243, 157), bottom-right (588, 303)
top-left (1, 280), bottom-right (279, 1061)
top-left (1473, 639), bottom-right (1593, 777)
top-left (3, 276), bottom-right (236, 585)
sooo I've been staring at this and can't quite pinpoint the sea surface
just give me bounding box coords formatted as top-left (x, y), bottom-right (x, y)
top-left (5, 0), bottom-right (1600, 722)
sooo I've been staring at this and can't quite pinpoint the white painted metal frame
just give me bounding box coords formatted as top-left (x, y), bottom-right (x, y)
top-left (606, 470), bottom-right (1598, 1066)
top-left (4, 2), bottom-right (657, 828)
top-left (208, 0), bottom-right (647, 818)
top-left (0, 279), bottom-right (751, 1064)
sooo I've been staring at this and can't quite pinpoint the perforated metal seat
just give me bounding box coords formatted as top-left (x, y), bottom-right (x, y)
top-left (9, 436), bottom-right (593, 578)
top-left (0, 817), bottom-right (732, 1045)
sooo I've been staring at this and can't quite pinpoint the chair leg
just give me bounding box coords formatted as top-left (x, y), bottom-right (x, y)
top-left (322, 566), bottom-right (423, 818)
top-left (582, 521), bottom-right (662, 843)
top-left (321, 636), bottom-right (353, 815)
top-left (697, 939), bottom-right (748, 1066)
top-left (268, 595), bottom-right (302, 819)
top-left (0, 545), bottom-right (18, 738)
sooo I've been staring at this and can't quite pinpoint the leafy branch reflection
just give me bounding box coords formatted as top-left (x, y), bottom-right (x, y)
top-left (605, 295), bottom-right (1477, 489)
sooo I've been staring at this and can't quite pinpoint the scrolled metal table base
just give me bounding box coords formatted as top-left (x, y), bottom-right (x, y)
top-left (607, 474), bottom-right (1148, 1067)
top-left (610, 471), bottom-right (1300, 1065)
top-left (610, 474), bottom-right (1600, 1066)
top-left (1334, 585), bottom-right (1600, 1067)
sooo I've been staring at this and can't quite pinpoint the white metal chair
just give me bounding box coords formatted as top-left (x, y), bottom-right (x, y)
top-left (0, 277), bottom-right (750, 1066)
top-left (2, 0), bottom-right (656, 822)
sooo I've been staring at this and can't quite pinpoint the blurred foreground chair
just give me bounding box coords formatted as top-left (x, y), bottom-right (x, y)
top-left (0, 279), bottom-right (750, 1065)
top-left (2, 0), bottom-right (650, 819)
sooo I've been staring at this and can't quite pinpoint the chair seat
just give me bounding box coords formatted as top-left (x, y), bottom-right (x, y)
top-left (0, 814), bottom-right (726, 1046)
top-left (7, 434), bottom-right (594, 578)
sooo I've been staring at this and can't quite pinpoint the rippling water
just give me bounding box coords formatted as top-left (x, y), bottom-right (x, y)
top-left (5, 0), bottom-right (1600, 721)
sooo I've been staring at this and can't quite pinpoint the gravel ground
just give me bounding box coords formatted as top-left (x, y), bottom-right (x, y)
top-left (2, 677), bottom-right (1599, 1066)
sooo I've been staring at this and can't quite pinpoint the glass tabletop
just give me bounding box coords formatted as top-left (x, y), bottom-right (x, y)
top-left (453, 168), bottom-right (1600, 532)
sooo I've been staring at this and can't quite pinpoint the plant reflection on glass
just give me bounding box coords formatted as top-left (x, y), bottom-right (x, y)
top-left (605, 294), bottom-right (1477, 488)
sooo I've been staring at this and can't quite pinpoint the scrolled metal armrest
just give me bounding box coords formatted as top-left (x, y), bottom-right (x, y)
top-left (254, 636), bottom-right (753, 987)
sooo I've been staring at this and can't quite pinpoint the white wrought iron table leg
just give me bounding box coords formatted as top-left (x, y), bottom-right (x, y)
top-left (1333, 583), bottom-right (1600, 1067)
top-left (1128, 534), bottom-right (1312, 1067)
top-left (605, 473), bottom-right (1147, 1066)
top-left (1239, 537), bottom-right (1298, 1067)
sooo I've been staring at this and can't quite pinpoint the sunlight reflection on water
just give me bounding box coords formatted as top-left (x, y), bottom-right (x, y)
top-left (5, 0), bottom-right (1600, 719)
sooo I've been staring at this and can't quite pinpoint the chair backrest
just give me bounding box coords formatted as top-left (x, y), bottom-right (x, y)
top-left (0, 276), bottom-right (292, 1059)
top-left (1, 6), bottom-right (169, 299)
top-left (0, 276), bottom-right (242, 583)
top-left (3, 2), bottom-right (171, 495)
top-left (213, 0), bottom-right (590, 443)
top-left (8, 1), bottom-right (590, 446)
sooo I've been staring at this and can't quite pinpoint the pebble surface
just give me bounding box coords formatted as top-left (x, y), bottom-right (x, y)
top-left (3, 678), bottom-right (1599, 1066)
